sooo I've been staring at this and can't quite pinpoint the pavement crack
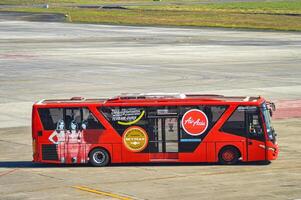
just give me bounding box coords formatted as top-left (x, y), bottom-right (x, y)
top-left (36, 173), bottom-right (65, 181)
top-left (0, 168), bottom-right (18, 177)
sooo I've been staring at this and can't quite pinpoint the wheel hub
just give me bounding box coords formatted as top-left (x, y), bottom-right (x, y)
top-left (93, 151), bottom-right (105, 164)
top-left (222, 150), bottom-right (234, 161)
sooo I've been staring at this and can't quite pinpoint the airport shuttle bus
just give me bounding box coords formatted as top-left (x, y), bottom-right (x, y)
top-left (32, 93), bottom-right (278, 166)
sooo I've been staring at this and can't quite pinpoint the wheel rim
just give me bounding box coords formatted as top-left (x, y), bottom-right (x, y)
top-left (93, 151), bottom-right (105, 164)
top-left (222, 150), bottom-right (234, 162)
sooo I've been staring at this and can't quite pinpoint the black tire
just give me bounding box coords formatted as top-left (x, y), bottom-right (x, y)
top-left (89, 148), bottom-right (110, 167)
top-left (219, 146), bottom-right (240, 165)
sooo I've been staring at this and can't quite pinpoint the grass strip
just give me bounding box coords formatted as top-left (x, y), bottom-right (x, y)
top-left (1, 0), bottom-right (301, 31)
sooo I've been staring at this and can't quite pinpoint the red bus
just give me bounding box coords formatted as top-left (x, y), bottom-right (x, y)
top-left (32, 93), bottom-right (278, 166)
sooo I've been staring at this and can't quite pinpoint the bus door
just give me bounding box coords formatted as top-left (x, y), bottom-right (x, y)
top-left (246, 107), bottom-right (266, 161)
top-left (149, 117), bottom-right (179, 160)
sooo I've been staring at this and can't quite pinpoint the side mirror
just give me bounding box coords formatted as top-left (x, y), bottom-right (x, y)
top-left (266, 101), bottom-right (276, 111)
top-left (271, 102), bottom-right (276, 111)
top-left (272, 127), bottom-right (277, 137)
top-left (269, 108), bottom-right (273, 117)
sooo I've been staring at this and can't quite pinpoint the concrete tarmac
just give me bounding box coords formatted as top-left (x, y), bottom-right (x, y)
top-left (0, 19), bottom-right (301, 128)
top-left (0, 119), bottom-right (301, 200)
top-left (0, 18), bottom-right (301, 200)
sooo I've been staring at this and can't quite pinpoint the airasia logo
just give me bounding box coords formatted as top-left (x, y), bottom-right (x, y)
top-left (181, 109), bottom-right (208, 136)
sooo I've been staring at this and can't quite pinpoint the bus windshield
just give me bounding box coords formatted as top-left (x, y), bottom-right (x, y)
top-left (261, 103), bottom-right (274, 141)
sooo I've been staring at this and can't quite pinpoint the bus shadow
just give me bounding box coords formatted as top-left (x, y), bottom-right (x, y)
top-left (0, 161), bottom-right (90, 168)
top-left (0, 161), bottom-right (270, 168)
top-left (110, 161), bottom-right (271, 167)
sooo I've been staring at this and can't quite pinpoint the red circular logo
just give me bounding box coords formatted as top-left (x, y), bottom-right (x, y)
top-left (181, 109), bottom-right (208, 136)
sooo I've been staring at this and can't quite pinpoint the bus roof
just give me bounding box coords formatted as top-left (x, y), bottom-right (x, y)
top-left (35, 93), bottom-right (265, 106)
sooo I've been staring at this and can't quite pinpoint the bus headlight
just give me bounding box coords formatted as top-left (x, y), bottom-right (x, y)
top-left (267, 147), bottom-right (276, 152)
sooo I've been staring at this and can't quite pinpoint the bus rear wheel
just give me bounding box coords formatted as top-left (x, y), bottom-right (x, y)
top-left (89, 148), bottom-right (110, 167)
top-left (219, 146), bottom-right (239, 165)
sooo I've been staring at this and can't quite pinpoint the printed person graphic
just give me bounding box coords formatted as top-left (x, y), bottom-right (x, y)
top-left (67, 120), bottom-right (81, 163)
top-left (48, 119), bottom-right (66, 163)
top-left (79, 120), bottom-right (88, 144)
top-left (78, 120), bottom-right (88, 163)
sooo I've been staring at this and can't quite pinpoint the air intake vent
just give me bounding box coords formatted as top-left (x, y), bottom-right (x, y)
top-left (70, 97), bottom-right (85, 101)
top-left (42, 144), bottom-right (58, 160)
top-left (108, 93), bottom-right (186, 101)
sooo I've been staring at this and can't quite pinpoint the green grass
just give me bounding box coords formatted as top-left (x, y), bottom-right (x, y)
top-left (0, 0), bottom-right (198, 5)
top-left (132, 0), bottom-right (301, 14)
top-left (1, 0), bottom-right (301, 31)
top-left (0, 0), bottom-right (134, 5)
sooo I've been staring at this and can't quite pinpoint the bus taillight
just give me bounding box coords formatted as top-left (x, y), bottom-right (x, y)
top-left (32, 139), bottom-right (36, 156)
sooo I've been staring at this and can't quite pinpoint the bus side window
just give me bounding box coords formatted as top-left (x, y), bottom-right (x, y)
top-left (221, 107), bottom-right (246, 137)
top-left (83, 108), bottom-right (104, 129)
top-left (65, 108), bottom-right (81, 130)
top-left (247, 110), bottom-right (264, 140)
top-left (38, 108), bottom-right (63, 130)
top-left (211, 106), bottom-right (227, 125)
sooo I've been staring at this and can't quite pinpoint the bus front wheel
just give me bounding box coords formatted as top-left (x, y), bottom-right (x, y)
top-left (219, 146), bottom-right (240, 165)
top-left (89, 148), bottom-right (110, 167)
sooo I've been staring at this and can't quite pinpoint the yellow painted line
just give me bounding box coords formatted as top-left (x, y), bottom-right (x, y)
top-left (72, 185), bottom-right (133, 200)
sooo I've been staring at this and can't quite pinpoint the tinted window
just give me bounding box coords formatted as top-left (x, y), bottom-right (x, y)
top-left (38, 107), bottom-right (104, 130)
top-left (221, 106), bottom-right (246, 136)
top-left (38, 108), bottom-right (63, 130)
top-left (65, 108), bottom-right (81, 130)
top-left (247, 107), bottom-right (265, 141)
top-left (211, 106), bottom-right (227, 123)
top-left (83, 108), bottom-right (104, 129)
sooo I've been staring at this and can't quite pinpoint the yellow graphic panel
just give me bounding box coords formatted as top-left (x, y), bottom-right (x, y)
top-left (122, 126), bottom-right (148, 152)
